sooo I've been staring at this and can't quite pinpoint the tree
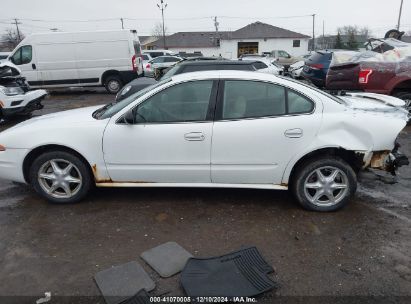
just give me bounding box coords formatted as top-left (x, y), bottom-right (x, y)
top-left (334, 31), bottom-right (344, 49)
top-left (0, 28), bottom-right (24, 50)
top-left (346, 30), bottom-right (358, 50)
top-left (151, 22), bottom-right (168, 39)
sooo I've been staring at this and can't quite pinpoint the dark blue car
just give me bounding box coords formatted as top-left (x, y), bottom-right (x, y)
top-left (302, 50), bottom-right (337, 88)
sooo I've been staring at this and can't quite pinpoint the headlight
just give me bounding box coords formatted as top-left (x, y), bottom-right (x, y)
top-left (121, 85), bottom-right (132, 96)
top-left (0, 86), bottom-right (24, 96)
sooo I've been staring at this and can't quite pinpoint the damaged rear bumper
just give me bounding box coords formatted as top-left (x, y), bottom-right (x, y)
top-left (363, 147), bottom-right (409, 175)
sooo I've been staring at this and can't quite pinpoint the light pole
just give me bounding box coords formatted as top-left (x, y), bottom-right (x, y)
top-left (312, 14), bottom-right (316, 51)
top-left (157, 0), bottom-right (167, 49)
top-left (396, 0), bottom-right (404, 30)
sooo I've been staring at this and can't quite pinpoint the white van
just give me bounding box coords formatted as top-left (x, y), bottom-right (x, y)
top-left (8, 29), bottom-right (143, 93)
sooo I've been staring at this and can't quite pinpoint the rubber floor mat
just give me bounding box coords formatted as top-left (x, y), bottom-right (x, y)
top-left (119, 289), bottom-right (150, 304)
top-left (181, 247), bottom-right (275, 298)
top-left (141, 242), bottom-right (193, 277)
top-left (95, 261), bottom-right (155, 304)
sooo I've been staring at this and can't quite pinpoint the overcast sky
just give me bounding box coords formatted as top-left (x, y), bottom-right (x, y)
top-left (1, 0), bottom-right (410, 38)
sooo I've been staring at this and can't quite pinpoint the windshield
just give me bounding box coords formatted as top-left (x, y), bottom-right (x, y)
top-left (95, 79), bottom-right (171, 120)
top-left (160, 64), bottom-right (180, 80)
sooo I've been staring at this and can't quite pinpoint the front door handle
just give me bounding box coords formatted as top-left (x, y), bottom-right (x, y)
top-left (284, 128), bottom-right (303, 138)
top-left (184, 132), bottom-right (205, 141)
top-left (32, 63), bottom-right (36, 70)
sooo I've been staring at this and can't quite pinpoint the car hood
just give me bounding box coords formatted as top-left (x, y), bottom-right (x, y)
top-left (1, 106), bottom-right (103, 134)
top-left (341, 92), bottom-right (409, 120)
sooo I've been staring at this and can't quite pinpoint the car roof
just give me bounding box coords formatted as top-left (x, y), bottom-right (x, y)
top-left (170, 70), bottom-right (276, 82)
top-left (178, 60), bottom-right (256, 66)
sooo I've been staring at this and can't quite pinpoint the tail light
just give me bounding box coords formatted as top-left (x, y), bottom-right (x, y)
top-left (359, 69), bottom-right (373, 84)
top-left (146, 63), bottom-right (151, 69)
top-left (309, 63), bottom-right (324, 70)
top-left (0, 145), bottom-right (5, 152)
top-left (132, 55), bottom-right (137, 72)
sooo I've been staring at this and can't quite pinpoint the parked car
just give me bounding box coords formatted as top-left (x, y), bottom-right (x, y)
top-left (289, 61), bottom-right (305, 79)
top-left (8, 29), bottom-right (144, 94)
top-left (142, 53), bottom-right (153, 76)
top-left (302, 50), bottom-right (337, 87)
top-left (0, 62), bottom-right (47, 119)
top-left (116, 60), bottom-right (256, 101)
top-left (326, 42), bottom-right (411, 113)
top-left (240, 57), bottom-right (283, 75)
top-left (0, 71), bottom-right (408, 212)
top-left (267, 50), bottom-right (302, 68)
top-left (143, 50), bottom-right (176, 58)
top-left (144, 56), bottom-right (182, 78)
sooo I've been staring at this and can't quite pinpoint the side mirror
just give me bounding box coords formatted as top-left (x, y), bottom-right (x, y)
top-left (123, 109), bottom-right (135, 124)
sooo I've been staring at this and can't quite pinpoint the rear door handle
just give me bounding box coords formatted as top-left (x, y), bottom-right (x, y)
top-left (284, 128), bottom-right (303, 138)
top-left (184, 132), bottom-right (205, 141)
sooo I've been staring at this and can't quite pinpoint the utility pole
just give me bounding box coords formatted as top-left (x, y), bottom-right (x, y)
top-left (396, 0), bottom-right (404, 30)
top-left (120, 18), bottom-right (124, 29)
top-left (322, 20), bottom-right (325, 49)
top-left (312, 14), bottom-right (316, 51)
top-left (213, 16), bottom-right (219, 46)
top-left (157, 0), bottom-right (167, 49)
top-left (13, 18), bottom-right (22, 43)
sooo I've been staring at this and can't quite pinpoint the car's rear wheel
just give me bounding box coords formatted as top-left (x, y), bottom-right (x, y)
top-left (292, 157), bottom-right (357, 212)
top-left (104, 75), bottom-right (123, 94)
top-left (29, 151), bottom-right (92, 204)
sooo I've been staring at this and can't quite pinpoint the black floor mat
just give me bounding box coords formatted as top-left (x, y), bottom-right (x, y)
top-left (119, 289), bottom-right (150, 304)
top-left (181, 247), bottom-right (275, 298)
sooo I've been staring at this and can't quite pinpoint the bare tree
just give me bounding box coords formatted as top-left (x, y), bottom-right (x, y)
top-left (0, 28), bottom-right (24, 50)
top-left (337, 25), bottom-right (372, 38)
top-left (151, 22), bottom-right (168, 39)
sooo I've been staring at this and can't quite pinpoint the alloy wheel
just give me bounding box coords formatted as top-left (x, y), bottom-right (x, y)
top-left (304, 166), bottom-right (349, 207)
top-left (37, 159), bottom-right (83, 199)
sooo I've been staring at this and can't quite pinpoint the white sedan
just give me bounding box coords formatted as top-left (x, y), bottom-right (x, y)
top-left (240, 57), bottom-right (283, 75)
top-left (0, 71), bottom-right (408, 211)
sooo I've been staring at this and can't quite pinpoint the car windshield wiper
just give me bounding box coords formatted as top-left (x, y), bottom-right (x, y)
top-left (93, 102), bottom-right (114, 119)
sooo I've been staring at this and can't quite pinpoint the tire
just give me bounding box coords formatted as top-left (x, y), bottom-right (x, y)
top-left (393, 91), bottom-right (411, 114)
top-left (104, 75), bottom-right (123, 94)
top-left (292, 157), bottom-right (357, 212)
top-left (29, 151), bottom-right (92, 204)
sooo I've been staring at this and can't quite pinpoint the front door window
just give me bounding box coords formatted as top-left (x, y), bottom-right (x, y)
top-left (135, 80), bottom-right (214, 123)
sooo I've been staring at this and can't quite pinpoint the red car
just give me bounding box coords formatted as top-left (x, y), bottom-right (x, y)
top-left (326, 39), bottom-right (411, 113)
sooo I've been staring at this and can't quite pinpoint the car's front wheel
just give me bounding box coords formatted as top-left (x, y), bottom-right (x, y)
top-left (292, 157), bottom-right (357, 212)
top-left (29, 151), bottom-right (92, 204)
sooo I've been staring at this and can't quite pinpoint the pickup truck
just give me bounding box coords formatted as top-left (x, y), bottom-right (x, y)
top-left (326, 39), bottom-right (411, 113)
top-left (263, 50), bottom-right (301, 68)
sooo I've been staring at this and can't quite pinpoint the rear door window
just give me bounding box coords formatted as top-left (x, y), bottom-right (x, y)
top-left (133, 41), bottom-right (142, 56)
top-left (221, 80), bottom-right (286, 119)
top-left (287, 89), bottom-right (314, 114)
